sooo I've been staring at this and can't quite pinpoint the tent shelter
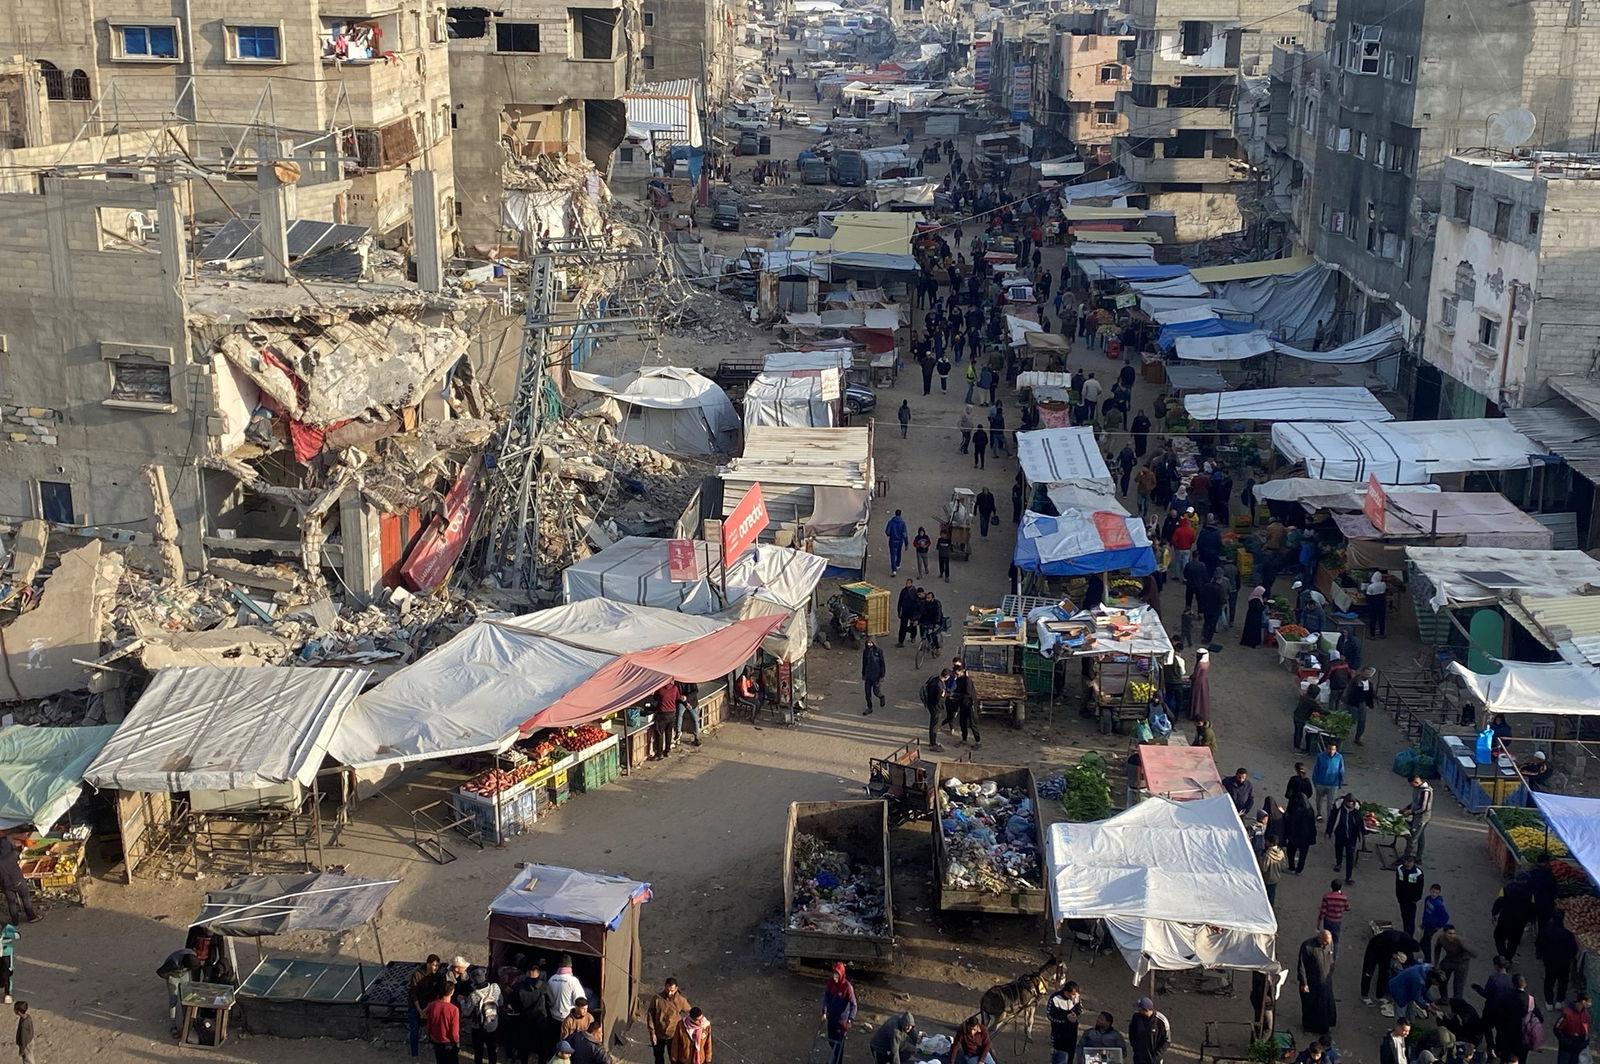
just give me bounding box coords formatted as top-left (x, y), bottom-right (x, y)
top-left (1046, 794), bottom-right (1278, 983)
top-left (1271, 419), bottom-right (1537, 483)
top-left (84, 666), bottom-right (370, 880)
top-left (570, 366), bottom-right (739, 455)
top-left (1448, 659), bottom-right (1600, 716)
top-left (743, 374), bottom-right (835, 429)
top-left (0, 724), bottom-right (117, 830)
top-left (1014, 508), bottom-right (1156, 577)
top-left (720, 426), bottom-right (874, 576)
top-left (562, 537), bottom-right (826, 616)
top-left (1326, 491), bottom-right (1553, 569)
top-left (1405, 547), bottom-right (1600, 611)
top-left (1530, 793), bottom-right (1600, 880)
top-left (1135, 744), bottom-right (1225, 802)
top-left (1016, 428), bottom-right (1115, 492)
top-left (487, 864), bottom-right (650, 1041)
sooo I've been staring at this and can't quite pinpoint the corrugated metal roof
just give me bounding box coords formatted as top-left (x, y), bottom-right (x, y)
top-left (1510, 593), bottom-right (1600, 665)
top-left (632, 79), bottom-right (697, 97)
top-left (1505, 399), bottom-right (1600, 479)
top-left (1549, 376), bottom-right (1600, 423)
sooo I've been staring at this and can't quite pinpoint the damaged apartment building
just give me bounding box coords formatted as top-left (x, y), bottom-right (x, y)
top-left (0, 159), bottom-right (508, 605)
top-left (444, 1), bottom-right (640, 250)
top-left (0, 0), bottom-right (457, 245)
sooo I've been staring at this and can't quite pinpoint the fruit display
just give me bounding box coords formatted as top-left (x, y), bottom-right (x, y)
top-left (1556, 895), bottom-right (1600, 952)
top-left (1550, 859), bottom-right (1594, 897)
top-left (1277, 624), bottom-right (1311, 641)
top-left (555, 725), bottom-right (609, 752)
top-left (1506, 825), bottom-right (1569, 860)
top-left (1128, 680), bottom-right (1158, 704)
top-left (462, 762), bottom-right (540, 797)
top-left (1360, 802), bottom-right (1408, 835)
top-left (1308, 711), bottom-right (1354, 740)
top-left (1062, 752), bottom-right (1114, 823)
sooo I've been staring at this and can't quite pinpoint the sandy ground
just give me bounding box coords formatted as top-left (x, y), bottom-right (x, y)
top-left (12, 52), bottom-right (1507, 1064)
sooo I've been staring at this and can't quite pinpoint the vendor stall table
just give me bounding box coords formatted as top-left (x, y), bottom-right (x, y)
top-left (235, 956), bottom-right (373, 1040)
top-left (178, 982), bottom-right (237, 1048)
top-left (18, 834), bottom-right (88, 906)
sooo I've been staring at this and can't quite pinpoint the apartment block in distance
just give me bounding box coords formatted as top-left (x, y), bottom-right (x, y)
top-left (0, 0), bottom-right (457, 242)
top-left (1116, 0), bottom-right (1305, 240)
top-left (640, 0), bottom-right (734, 104)
top-left (1053, 11), bottom-right (1132, 169)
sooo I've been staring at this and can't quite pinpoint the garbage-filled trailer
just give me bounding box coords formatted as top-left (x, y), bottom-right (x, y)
top-left (932, 762), bottom-right (1046, 915)
top-left (784, 800), bottom-right (894, 967)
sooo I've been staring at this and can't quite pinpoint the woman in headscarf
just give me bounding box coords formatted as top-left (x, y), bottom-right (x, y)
top-left (1188, 647), bottom-right (1212, 724)
top-left (821, 962), bottom-right (857, 1064)
top-left (1282, 791), bottom-right (1319, 874)
top-left (1240, 586), bottom-right (1267, 648)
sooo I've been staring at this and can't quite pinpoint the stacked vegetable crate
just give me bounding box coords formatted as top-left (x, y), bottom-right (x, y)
top-left (1021, 648), bottom-right (1054, 696)
top-left (575, 745), bottom-right (622, 792)
top-left (841, 582), bottom-right (891, 636)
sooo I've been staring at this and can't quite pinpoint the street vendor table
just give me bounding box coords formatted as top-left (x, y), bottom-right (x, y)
top-left (1364, 806), bottom-right (1410, 870)
top-left (1278, 635), bottom-right (1318, 667)
top-left (178, 981), bottom-right (237, 1048)
top-left (18, 834), bottom-right (88, 905)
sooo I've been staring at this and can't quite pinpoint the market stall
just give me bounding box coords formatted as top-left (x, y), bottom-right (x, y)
top-left (1181, 386), bottom-right (1392, 424)
top-left (1046, 795), bottom-right (1279, 985)
top-left (1031, 603), bottom-right (1173, 728)
top-left (486, 864), bottom-right (651, 1042)
top-left (1270, 418), bottom-right (1539, 483)
top-left (15, 829), bottom-right (90, 905)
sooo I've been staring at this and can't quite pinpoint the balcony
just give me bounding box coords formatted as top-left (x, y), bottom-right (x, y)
top-left (1120, 98), bottom-right (1233, 134)
top-left (1119, 152), bottom-right (1235, 184)
top-left (1131, 48), bottom-right (1237, 86)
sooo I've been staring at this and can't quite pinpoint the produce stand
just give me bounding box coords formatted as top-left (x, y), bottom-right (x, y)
top-left (451, 725), bottom-right (620, 844)
top-left (1486, 807), bottom-right (1570, 877)
top-left (18, 830), bottom-right (89, 905)
top-left (1428, 725), bottom-right (1525, 814)
top-left (1360, 804), bottom-right (1410, 870)
top-left (932, 762), bottom-right (1046, 914)
top-left (784, 801), bottom-right (894, 967)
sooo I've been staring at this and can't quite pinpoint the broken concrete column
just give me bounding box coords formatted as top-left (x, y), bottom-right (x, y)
top-left (144, 463), bottom-right (186, 587)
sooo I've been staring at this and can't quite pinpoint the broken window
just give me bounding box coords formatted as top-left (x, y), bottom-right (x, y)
top-left (1455, 260), bottom-right (1477, 303)
top-left (109, 360), bottom-right (174, 404)
top-left (1478, 315), bottom-right (1500, 347)
top-left (38, 61), bottom-right (64, 101)
top-left (569, 8), bottom-right (618, 59)
top-left (97, 206), bottom-right (159, 251)
top-left (39, 481), bottom-right (73, 524)
top-left (496, 21), bottom-right (541, 52)
top-left (1453, 185), bottom-right (1473, 222)
top-left (448, 7), bottom-right (489, 38)
top-left (348, 117), bottom-right (421, 168)
top-left (642, 52), bottom-right (655, 69)
top-left (323, 17), bottom-right (388, 60)
top-left (1439, 296), bottom-right (1457, 330)
top-left (68, 69), bottom-right (91, 100)
top-left (1528, 211), bottom-right (1540, 236)
top-left (642, 10), bottom-right (654, 24)
top-left (1099, 64), bottom-right (1120, 83)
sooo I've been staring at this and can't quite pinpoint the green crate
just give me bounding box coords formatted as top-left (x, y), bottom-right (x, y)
top-left (1022, 665), bottom-right (1054, 696)
top-left (575, 747), bottom-right (621, 793)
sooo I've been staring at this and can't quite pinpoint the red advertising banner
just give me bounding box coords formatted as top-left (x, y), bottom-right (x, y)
top-left (399, 455), bottom-right (483, 591)
top-left (668, 538), bottom-right (699, 582)
top-left (721, 483), bottom-right (769, 566)
top-left (1364, 474), bottom-right (1387, 534)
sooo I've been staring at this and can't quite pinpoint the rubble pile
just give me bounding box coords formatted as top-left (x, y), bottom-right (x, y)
top-left (788, 832), bottom-right (888, 937)
top-left (938, 777), bottom-right (1041, 894)
top-left (662, 290), bottom-right (763, 345)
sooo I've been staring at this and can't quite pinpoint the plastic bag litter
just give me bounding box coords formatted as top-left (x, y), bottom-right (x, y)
top-left (918, 1034), bottom-right (953, 1056)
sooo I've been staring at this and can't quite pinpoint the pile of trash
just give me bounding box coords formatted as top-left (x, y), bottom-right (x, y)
top-left (788, 832), bottom-right (887, 938)
top-left (938, 777), bottom-right (1040, 894)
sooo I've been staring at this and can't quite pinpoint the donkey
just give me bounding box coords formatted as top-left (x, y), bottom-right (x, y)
top-left (978, 954), bottom-right (1067, 1032)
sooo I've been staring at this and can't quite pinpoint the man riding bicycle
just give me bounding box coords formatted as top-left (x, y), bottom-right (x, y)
top-left (918, 591), bottom-right (945, 653)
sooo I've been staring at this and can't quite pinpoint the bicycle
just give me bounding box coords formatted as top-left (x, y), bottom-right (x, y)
top-left (914, 626), bottom-right (942, 670)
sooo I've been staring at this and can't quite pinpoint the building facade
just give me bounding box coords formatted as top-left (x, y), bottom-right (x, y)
top-left (1115, 0), bottom-right (1305, 241)
top-left (445, 0), bottom-right (638, 249)
top-left (1295, 0), bottom-right (1600, 341)
top-left (640, 0), bottom-right (734, 104)
top-left (0, 0), bottom-right (456, 242)
top-left (1055, 20), bottom-right (1132, 166)
top-left (1419, 155), bottom-right (1600, 416)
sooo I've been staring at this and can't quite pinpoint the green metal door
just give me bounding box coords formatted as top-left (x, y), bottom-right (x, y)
top-left (1468, 609), bottom-right (1505, 674)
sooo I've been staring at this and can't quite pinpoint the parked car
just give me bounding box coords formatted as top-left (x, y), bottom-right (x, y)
top-left (712, 204), bottom-right (741, 231)
top-left (844, 383), bottom-right (877, 415)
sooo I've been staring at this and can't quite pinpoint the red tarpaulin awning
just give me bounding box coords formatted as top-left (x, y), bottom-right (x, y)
top-left (518, 614), bottom-right (786, 732)
top-left (1137, 743), bottom-right (1225, 801)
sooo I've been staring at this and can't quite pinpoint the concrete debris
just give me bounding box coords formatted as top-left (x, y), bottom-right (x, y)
top-left (0, 541), bottom-right (125, 701)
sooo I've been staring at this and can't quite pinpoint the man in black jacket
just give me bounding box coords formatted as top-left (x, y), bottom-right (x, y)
top-left (0, 833), bottom-right (36, 928)
top-left (506, 960), bottom-right (553, 1064)
top-left (896, 579), bottom-right (919, 647)
top-left (1128, 997), bottom-right (1171, 1064)
top-left (921, 671), bottom-right (947, 750)
top-left (862, 639), bottom-right (887, 714)
top-left (918, 592), bottom-right (945, 653)
top-left (1047, 982), bottom-right (1083, 1064)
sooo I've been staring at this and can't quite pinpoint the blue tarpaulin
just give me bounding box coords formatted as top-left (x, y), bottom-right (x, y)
top-left (1157, 317), bottom-right (1263, 350)
top-left (1013, 510), bottom-right (1157, 577)
top-left (668, 144), bottom-right (704, 183)
top-left (1099, 264), bottom-right (1191, 281)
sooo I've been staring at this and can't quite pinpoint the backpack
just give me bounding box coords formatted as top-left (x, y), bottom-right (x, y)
top-left (1522, 995), bottom-right (1545, 1053)
top-left (475, 987), bottom-right (500, 1034)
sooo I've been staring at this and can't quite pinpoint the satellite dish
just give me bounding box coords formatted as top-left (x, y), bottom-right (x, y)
top-left (1489, 108), bottom-right (1537, 149)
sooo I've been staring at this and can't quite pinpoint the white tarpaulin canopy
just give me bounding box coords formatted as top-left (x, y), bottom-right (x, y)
top-left (1272, 419), bottom-right (1538, 483)
top-left (1531, 793), bottom-right (1600, 880)
top-left (1017, 428), bottom-right (1114, 490)
top-left (1132, 276), bottom-right (1210, 298)
top-left (563, 537), bottom-right (826, 615)
top-left (1047, 795), bottom-right (1278, 982)
top-left (1213, 264), bottom-right (1337, 345)
top-left (743, 374), bottom-right (835, 429)
top-left (1448, 659), bottom-right (1600, 716)
top-left (1254, 478), bottom-right (1439, 503)
top-left (85, 667), bottom-right (369, 793)
top-left (1183, 387), bottom-right (1392, 423)
top-left (1175, 332), bottom-right (1276, 361)
top-left (1274, 321), bottom-right (1406, 365)
top-left (1406, 547), bottom-right (1600, 610)
top-left (570, 366), bottom-right (739, 454)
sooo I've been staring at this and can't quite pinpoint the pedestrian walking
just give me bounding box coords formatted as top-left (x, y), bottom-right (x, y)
top-left (912, 527), bottom-right (931, 577)
top-left (821, 964), bottom-right (857, 1064)
top-left (1118, 444), bottom-right (1136, 496)
top-left (0, 921), bottom-right (15, 1005)
top-left (1554, 991), bottom-right (1590, 1064)
top-left (1539, 911), bottom-right (1580, 1008)
top-left (426, 981), bottom-right (463, 1064)
top-left (1366, 570), bottom-right (1389, 637)
top-left (0, 835), bottom-right (35, 930)
top-left (1261, 836), bottom-right (1286, 905)
top-left (936, 528), bottom-right (953, 582)
top-left (1419, 884), bottom-right (1449, 958)
top-left (1283, 792), bottom-right (1318, 873)
top-left (896, 578), bottom-right (919, 648)
top-left (964, 362), bottom-right (978, 404)
top-left (921, 670), bottom-right (947, 749)
top-left (936, 355), bottom-right (952, 391)
top-left (1082, 374), bottom-right (1103, 419)
top-left (1319, 880), bottom-right (1350, 949)
top-left (897, 399), bottom-right (911, 439)
top-left (920, 354), bottom-right (935, 396)
top-left (1404, 776), bottom-right (1433, 859)
top-left (1395, 854), bottom-right (1425, 937)
top-left (669, 1008), bottom-right (712, 1064)
top-left (885, 509), bottom-right (909, 575)
top-left (1012, 473), bottom-right (1026, 523)
top-left (975, 487), bottom-right (997, 538)
top-left (987, 402), bottom-right (1007, 455)
top-left (1311, 742), bottom-right (1346, 820)
top-left (1047, 983), bottom-right (1083, 1064)
top-left (861, 640), bottom-right (886, 714)
top-left (971, 426), bottom-right (988, 468)
top-left (1297, 930), bottom-right (1338, 1036)
top-left (1128, 998), bottom-right (1171, 1064)
top-left (13, 1002), bottom-right (31, 1064)
top-left (1326, 793), bottom-right (1367, 882)
top-left (958, 406), bottom-right (974, 453)
top-left (1493, 875), bottom-right (1536, 961)
top-left (1432, 925), bottom-right (1478, 1001)
top-left (647, 980), bottom-right (690, 1064)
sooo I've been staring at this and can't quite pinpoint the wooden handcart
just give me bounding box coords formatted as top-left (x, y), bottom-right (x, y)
top-left (970, 671), bottom-right (1026, 727)
top-left (866, 739), bottom-right (934, 821)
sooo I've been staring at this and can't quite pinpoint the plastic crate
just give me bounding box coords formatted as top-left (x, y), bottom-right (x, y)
top-left (549, 771), bottom-right (571, 806)
top-left (1022, 665), bottom-right (1054, 696)
top-left (575, 747), bottom-right (621, 792)
top-left (840, 582), bottom-right (892, 636)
